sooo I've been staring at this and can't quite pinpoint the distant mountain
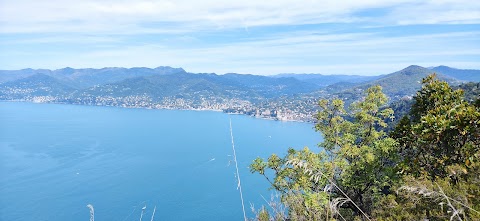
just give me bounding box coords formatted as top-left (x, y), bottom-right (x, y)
top-left (0, 66), bottom-right (187, 89)
top-left (1, 64), bottom-right (478, 122)
top-left (324, 81), bottom-right (359, 93)
top-left (79, 72), bottom-right (320, 102)
top-left (0, 73), bottom-right (75, 99)
top-left (0, 66), bottom-right (323, 106)
top-left (430, 66), bottom-right (480, 82)
top-left (274, 73), bottom-right (381, 87)
top-left (0, 68), bottom-right (51, 84)
top-left (222, 73), bottom-right (319, 96)
top-left (337, 65), bottom-right (460, 103)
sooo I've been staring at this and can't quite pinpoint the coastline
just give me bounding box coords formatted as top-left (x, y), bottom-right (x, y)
top-left (0, 100), bottom-right (315, 124)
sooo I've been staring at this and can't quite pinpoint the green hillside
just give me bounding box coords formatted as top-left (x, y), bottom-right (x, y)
top-left (432, 65), bottom-right (480, 82)
top-left (337, 65), bottom-right (460, 103)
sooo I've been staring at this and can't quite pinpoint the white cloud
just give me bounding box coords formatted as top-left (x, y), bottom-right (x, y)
top-left (2, 29), bottom-right (476, 75)
top-left (0, 1), bottom-right (479, 74)
top-left (1, 0), bottom-right (479, 34)
top-left (389, 1), bottom-right (480, 25)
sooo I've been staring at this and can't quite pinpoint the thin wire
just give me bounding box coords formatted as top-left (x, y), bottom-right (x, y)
top-left (327, 176), bottom-right (372, 221)
top-left (337, 212), bottom-right (347, 221)
top-left (230, 118), bottom-right (247, 221)
top-left (150, 206), bottom-right (156, 221)
top-left (447, 197), bottom-right (480, 215)
top-left (289, 160), bottom-right (372, 221)
top-left (122, 201), bottom-right (146, 221)
top-left (139, 205), bottom-right (146, 221)
top-left (434, 182), bottom-right (480, 215)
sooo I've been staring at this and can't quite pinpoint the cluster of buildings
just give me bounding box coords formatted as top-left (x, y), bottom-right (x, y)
top-left (1, 89), bottom-right (318, 122)
top-left (0, 80), bottom-right (325, 122)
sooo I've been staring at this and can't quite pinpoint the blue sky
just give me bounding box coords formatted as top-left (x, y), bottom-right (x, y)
top-left (0, 0), bottom-right (479, 75)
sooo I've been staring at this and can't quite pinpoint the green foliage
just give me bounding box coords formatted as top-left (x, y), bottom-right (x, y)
top-left (251, 85), bottom-right (399, 220)
top-left (373, 174), bottom-right (480, 221)
top-left (257, 206), bottom-right (270, 221)
top-left (453, 81), bottom-right (480, 105)
top-left (251, 75), bottom-right (480, 220)
top-left (383, 74), bottom-right (480, 220)
top-left (393, 74), bottom-right (480, 181)
top-left (384, 98), bottom-right (414, 132)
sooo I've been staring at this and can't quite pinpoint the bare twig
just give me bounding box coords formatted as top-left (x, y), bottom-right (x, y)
top-left (260, 194), bottom-right (286, 221)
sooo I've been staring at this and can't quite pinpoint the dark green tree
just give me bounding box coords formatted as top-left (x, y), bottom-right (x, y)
top-left (380, 74), bottom-right (480, 220)
top-left (392, 74), bottom-right (480, 181)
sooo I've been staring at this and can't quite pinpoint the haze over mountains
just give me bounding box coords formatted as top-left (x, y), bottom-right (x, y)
top-left (0, 65), bottom-right (478, 121)
top-left (337, 65), bottom-right (461, 101)
top-left (0, 66), bottom-right (188, 89)
top-left (273, 73), bottom-right (382, 87)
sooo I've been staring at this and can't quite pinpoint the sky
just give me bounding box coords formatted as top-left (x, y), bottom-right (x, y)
top-left (0, 0), bottom-right (479, 75)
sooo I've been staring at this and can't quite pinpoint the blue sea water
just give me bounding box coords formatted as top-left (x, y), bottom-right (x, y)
top-left (0, 102), bottom-right (321, 221)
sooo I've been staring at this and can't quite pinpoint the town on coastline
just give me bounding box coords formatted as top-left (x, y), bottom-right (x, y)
top-left (2, 93), bottom-right (319, 122)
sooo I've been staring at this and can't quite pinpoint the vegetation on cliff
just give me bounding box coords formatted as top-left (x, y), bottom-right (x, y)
top-left (251, 74), bottom-right (480, 220)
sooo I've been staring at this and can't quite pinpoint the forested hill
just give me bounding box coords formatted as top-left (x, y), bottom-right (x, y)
top-left (431, 65), bottom-right (480, 82)
top-left (0, 67), bottom-right (320, 99)
top-left (0, 65), bottom-right (478, 122)
top-left (79, 71), bottom-right (320, 101)
top-left (333, 65), bottom-right (464, 103)
top-left (0, 66), bottom-right (188, 89)
top-left (273, 73), bottom-right (382, 86)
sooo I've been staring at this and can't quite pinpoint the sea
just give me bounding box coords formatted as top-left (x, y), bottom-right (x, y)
top-left (0, 102), bottom-right (321, 221)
